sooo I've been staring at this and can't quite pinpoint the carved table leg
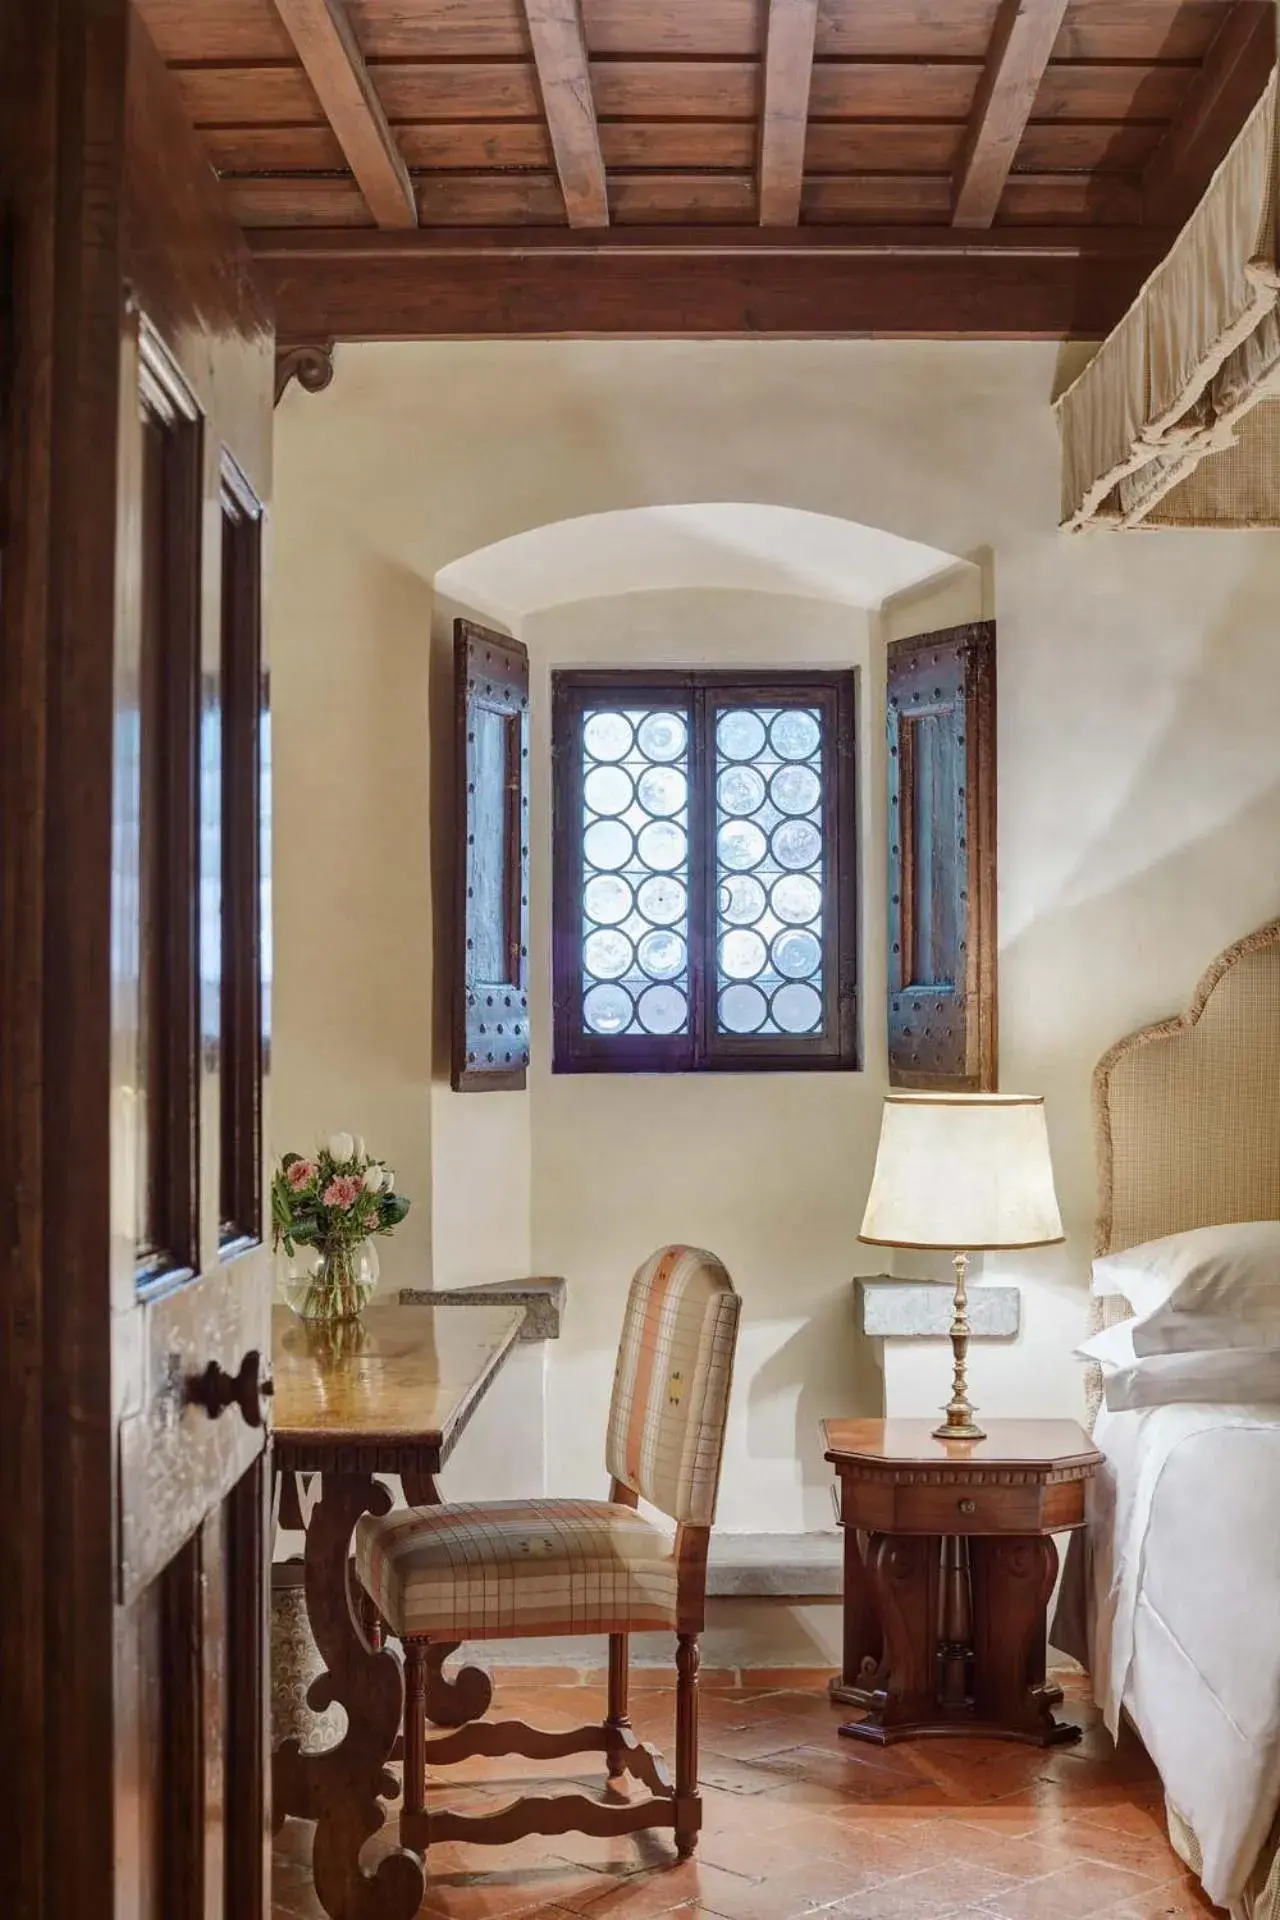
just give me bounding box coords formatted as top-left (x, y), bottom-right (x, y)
top-left (969, 1535), bottom-right (1080, 1746)
top-left (401, 1470), bottom-right (494, 1729)
top-left (840, 1533), bottom-right (940, 1745)
top-left (272, 1471), bottom-right (425, 1920)
top-left (829, 1518), bottom-right (887, 1709)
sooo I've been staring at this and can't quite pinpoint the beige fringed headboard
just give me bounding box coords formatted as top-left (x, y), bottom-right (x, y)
top-left (1087, 917), bottom-right (1280, 1419)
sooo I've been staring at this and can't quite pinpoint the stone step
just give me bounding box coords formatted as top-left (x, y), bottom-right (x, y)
top-left (707, 1531), bottom-right (842, 1599)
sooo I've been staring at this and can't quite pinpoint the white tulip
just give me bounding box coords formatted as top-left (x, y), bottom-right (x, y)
top-left (361, 1166), bottom-right (384, 1193)
top-left (383, 1169), bottom-right (395, 1191)
top-left (355, 1136), bottom-right (366, 1160)
top-left (328, 1131), bottom-right (354, 1163)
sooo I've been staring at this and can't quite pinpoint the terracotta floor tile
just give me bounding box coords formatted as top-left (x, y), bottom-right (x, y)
top-left (1051, 1812), bottom-right (1187, 1883)
top-left (271, 1680), bottom-right (1215, 1920)
top-left (565, 1861), bottom-right (765, 1919)
top-left (971, 1857), bottom-right (1167, 1919)
top-left (416, 1858), bottom-right (616, 1920)
top-left (690, 1850), bottom-right (886, 1920)
top-left (831, 1860), bottom-right (1022, 1919)
top-left (1100, 1881), bottom-right (1220, 1919)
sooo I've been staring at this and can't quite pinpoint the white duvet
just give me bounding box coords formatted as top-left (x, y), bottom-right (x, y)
top-left (1061, 1404), bottom-right (1280, 1909)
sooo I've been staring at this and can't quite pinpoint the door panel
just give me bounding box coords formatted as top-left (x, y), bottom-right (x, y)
top-left (113, 10), bottom-right (276, 1920)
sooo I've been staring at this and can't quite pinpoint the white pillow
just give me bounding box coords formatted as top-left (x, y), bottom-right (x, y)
top-left (1091, 1220), bottom-right (1280, 1353)
top-left (1076, 1319), bottom-right (1280, 1412)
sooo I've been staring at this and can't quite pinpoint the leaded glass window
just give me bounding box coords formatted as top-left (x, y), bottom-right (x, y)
top-left (552, 672), bottom-right (858, 1073)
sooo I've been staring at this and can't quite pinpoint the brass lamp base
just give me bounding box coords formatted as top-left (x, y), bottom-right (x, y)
top-left (932, 1250), bottom-right (986, 1443)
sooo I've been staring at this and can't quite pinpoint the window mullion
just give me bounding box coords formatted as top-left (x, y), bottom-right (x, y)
top-left (688, 682), bottom-right (711, 1069)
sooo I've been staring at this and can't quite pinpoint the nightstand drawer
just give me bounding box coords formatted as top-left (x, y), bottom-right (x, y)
top-left (890, 1481), bottom-right (1043, 1533)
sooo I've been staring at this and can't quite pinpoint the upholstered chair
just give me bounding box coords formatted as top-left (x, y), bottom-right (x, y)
top-left (353, 1244), bottom-right (741, 1861)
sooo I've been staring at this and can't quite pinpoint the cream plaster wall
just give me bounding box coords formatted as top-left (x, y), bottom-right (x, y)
top-left (271, 340), bottom-right (1280, 1531)
top-left (521, 589), bottom-right (893, 1531)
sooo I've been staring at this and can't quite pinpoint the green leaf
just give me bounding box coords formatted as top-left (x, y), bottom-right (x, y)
top-left (379, 1193), bottom-right (411, 1231)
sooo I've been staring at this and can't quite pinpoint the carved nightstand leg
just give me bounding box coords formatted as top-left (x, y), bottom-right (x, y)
top-left (841, 1532), bottom-right (940, 1743)
top-left (969, 1535), bottom-right (1080, 1746)
top-left (829, 1521), bottom-right (886, 1707)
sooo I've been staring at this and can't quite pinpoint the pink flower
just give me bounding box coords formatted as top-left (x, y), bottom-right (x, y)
top-left (322, 1175), bottom-right (361, 1210)
top-left (287, 1159), bottom-right (317, 1191)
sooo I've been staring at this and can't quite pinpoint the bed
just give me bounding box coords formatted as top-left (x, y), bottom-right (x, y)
top-left (1053, 918), bottom-right (1280, 1920)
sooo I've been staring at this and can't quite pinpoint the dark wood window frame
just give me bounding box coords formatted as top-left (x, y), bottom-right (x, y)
top-left (133, 318), bottom-right (204, 1291)
top-left (217, 452), bottom-right (266, 1252)
top-left (552, 668), bottom-right (859, 1075)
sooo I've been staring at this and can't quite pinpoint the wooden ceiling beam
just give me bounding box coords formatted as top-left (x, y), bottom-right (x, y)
top-left (249, 225), bottom-right (1167, 343)
top-left (759, 0), bottom-right (820, 226)
top-left (268, 0), bottom-right (415, 228)
top-left (952, 0), bottom-right (1072, 228)
top-left (1143, 1), bottom-right (1274, 228)
top-left (520, 0), bottom-right (609, 228)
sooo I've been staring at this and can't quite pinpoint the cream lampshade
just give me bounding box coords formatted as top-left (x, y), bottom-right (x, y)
top-left (860, 1093), bottom-right (1064, 1440)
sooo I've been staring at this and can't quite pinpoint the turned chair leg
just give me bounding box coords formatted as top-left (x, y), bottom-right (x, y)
top-left (403, 1638), bottom-right (427, 1818)
top-left (604, 1632), bottom-right (631, 1778)
top-left (674, 1632), bottom-right (701, 1859)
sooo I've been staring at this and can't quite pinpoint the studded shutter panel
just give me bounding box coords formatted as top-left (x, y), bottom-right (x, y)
top-left (452, 620), bottom-right (531, 1091)
top-left (886, 621), bottom-right (996, 1090)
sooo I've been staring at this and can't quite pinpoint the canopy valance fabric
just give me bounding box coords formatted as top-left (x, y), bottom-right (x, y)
top-left (1056, 68), bottom-right (1280, 530)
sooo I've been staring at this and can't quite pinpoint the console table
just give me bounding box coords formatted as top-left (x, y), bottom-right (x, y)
top-left (824, 1417), bottom-right (1102, 1747)
top-left (271, 1303), bottom-right (523, 1920)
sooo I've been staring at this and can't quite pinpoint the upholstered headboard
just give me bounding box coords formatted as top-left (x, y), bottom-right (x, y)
top-left (1087, 918), bottom-right (1280, 1415)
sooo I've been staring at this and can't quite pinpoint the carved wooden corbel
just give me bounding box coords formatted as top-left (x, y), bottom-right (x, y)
top-left (274, 342), bottom-right (335, 406)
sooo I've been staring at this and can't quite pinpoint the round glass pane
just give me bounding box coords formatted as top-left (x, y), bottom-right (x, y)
top-left (583, 983), bottom-right (633, 1034)
top-left (583, 711), bottom-right (633, 762)
top-left (717, 709), bottom-right (767, 761)
top-left (583, 927), bottom-right (633, 982)
top-left (771, 981), bottom-right (823, 1034)
top-left (720, 929), bottom-right (767, 981)
top-left (770, 709), bottom-right (821, 760)
top-left (773, 928), bottom-right (822, 980)
top-left (584, 819), bottom-right (633, 872)
top-left (637, 929), bottom-right (686, 981)
top-left (772, 873), bottom-right (823, 925)
top-left (636, 819), bottom-right (686, 872)
top-left (719, 982), bottom-right (768, 1035)
top-left (719, 874), bottom-right (767, 925)
top-left (583, 873), bottom-right (633, 926)
top-left (772, 818), bottom-right (823, 871)
top-left (637, 764), bottom-right (687, 819)
top-left (717, 765), bottom-right (766, 817)
top-left (636, 984), bottom-right (686, 1035)
top-left (583, 764), bottom-right (634, 817)
top-left (770, 763), bottom-right (821, 816)
top-left (636, 875), bottom-right (686, 926)
top-left (636, 711), bottom-right (687, 763)
top-left (717, 819), bottom-right (767, 873)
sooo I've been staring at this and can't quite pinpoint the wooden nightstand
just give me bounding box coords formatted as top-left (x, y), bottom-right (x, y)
top-left (823, 1417), bottom-right (1102, 1748)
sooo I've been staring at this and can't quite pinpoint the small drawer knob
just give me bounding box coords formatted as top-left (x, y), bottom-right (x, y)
top-left (958, 1497), bottom-right (976, 1516)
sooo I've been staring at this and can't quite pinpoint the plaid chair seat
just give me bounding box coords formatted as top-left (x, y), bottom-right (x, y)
top-left (353, 1497), bottom-right (678, 1641)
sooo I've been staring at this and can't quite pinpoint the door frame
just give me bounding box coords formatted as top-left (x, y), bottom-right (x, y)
top-left (1, 1), bottom-right (130, 1914)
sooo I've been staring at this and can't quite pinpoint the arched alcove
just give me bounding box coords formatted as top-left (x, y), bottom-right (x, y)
top-left (431, 505), bottom-right (979, 1532)
top-left (434, 502), bottom-right (972, 632)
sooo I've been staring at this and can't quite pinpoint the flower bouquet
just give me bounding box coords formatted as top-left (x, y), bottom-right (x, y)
top-left (272, 1133), bottom-right (411, 1323)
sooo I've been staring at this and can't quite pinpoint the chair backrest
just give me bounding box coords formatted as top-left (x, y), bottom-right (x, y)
top-left (605, 1245), bottom-right (740, 1527)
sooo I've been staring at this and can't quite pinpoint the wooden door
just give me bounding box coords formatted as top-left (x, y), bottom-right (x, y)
top-left (0, 6), bottom-right (275, 1916)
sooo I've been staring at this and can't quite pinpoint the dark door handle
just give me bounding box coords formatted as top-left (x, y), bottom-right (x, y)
top-left (187, 1349), bottom-right (274, 1428)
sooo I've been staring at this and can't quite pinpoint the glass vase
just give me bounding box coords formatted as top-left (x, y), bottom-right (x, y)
top-left (278, 1238), bottom-right (379, 1323)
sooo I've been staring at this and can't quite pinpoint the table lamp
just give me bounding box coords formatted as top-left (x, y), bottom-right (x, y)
top-left (859, 1093), bottom-right (1064, 1441)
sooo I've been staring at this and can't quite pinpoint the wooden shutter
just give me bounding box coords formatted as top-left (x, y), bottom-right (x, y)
top-left (452, 620), bottom-right (531, 1091)
top-left (886, 621), bottom-right (996, 1090)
